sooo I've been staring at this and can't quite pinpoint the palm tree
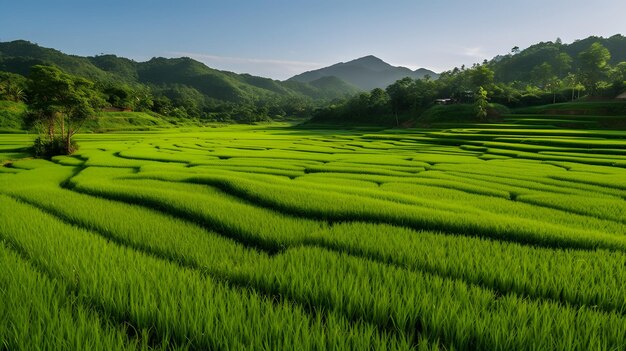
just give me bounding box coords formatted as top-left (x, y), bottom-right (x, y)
top-left (7, 85), bottom-right (26, 102)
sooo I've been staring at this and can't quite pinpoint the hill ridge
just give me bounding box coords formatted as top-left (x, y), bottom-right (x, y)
top-left (0, 40), bottom-right (360, 103)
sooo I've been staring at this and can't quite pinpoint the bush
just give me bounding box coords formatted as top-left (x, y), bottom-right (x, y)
top-left (32, 137), bottom-right (78, 157)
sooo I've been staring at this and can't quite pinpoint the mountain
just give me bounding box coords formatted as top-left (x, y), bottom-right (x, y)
top-left (288, 55), bottom-right (438, 91)
top-left (0, 40), bottom-right (357, 103)
top-left (0, 40), bottom-right (117, 82)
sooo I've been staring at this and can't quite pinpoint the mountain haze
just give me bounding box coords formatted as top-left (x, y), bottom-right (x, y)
top-left (288, 55), bottom-right (438, 90)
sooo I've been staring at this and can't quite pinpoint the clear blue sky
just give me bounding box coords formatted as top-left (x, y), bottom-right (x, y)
top-left (1, 0), bottom-right (624, 79)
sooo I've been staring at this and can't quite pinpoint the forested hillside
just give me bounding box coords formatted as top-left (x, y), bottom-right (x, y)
top-left (492, 35), bottom-right (626, 82)
top-left (312, 35), bottom-right (626, 125)
top-left (2, 35), bottom-right (625, 128)
top-left (0, 40), bottom-right (359, 122)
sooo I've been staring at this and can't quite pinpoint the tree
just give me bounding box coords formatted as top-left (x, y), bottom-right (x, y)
top-left (62, 77), bottom-right (104, 152)
top-left (28, 65), bottom-right (71, 141)
top-left (367, 88), bottom-right (390, 115)
top-left (0, 72), bottom-right (28, 102)
top-left (1, 84), bottom-right (26, 102)
top-left (554, 53), bottom-right (572, 77)
top-left (511, 46), bottom-right (520, 55)
top-left (531, 62), bottom-right (554, 87)
top-left (579, 42), bottom-right (611, 95)
top-left (475, 86), bottom-right (489, 121)
top-left (491, 83), bottom-right (520, 104)
top-left (469, 65), bottom-right (494, 90)
top-left (545, 76), bottom-right (562, 104)
top-left (386, 77), bottom-right (414, 125)
top-left (609, 62), bottom-right (626, 82)
top-left (563, 73), bottom-right (582, 101)
top-left (28, 65), bottom-right (104, 155)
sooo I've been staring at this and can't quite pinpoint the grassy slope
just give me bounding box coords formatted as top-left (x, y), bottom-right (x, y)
top-left (513, 100), bottom-right (626, 115)
top-left (0, 103), bottom-right (202, 133)
top-left (0, 100), bottom-right (27, 131)
top-left (84, 111), bottom-right (176, 132)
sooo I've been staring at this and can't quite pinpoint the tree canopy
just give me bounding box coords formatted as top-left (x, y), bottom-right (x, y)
top-left (579, 42), bottom-right (612, 94)
top-left (28, 65), bottom-right (104, 154)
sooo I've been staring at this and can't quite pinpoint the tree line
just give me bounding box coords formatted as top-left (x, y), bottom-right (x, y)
top-left (0, 65), bottom-right (316, 155)
top-left (312, 41), bottom-right (626, 125)
top-left (2, 40), bottom-right (625, 154)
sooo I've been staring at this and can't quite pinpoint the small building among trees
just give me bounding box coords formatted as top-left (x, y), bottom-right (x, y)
top-left (434, 98), bottom-right (454, 105)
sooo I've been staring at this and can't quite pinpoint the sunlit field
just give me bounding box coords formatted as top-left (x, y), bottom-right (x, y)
top-left (1, 120), bottom-right (626, 350)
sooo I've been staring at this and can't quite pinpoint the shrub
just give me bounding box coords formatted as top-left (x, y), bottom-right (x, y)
top-left (32, 136), bottom-right (78, 157)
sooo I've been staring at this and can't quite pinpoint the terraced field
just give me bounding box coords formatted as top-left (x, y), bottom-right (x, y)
top-left (1, 122), bottom-right (626, 350)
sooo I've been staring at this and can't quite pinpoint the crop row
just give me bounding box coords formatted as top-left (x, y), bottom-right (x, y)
top-left (0, 240), bottom-right (145, 350)
top-left (9, 164), bottom-right (618, 315)
top-left (3, 183), bottom-right (626, 350)
top-left (95, 167), bottom-right (626, 252)
top-left (0, 194), bottom-right (415, 350)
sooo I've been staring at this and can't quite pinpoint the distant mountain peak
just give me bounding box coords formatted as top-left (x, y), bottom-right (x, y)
top-left (351, 55), bottom-right (386, 64)
top-left (343, 55), bottom-right (392, 72)
top-left (288, 55), bottom-right (438, 90)
top-left (357, 54), bottom-right (379, 60)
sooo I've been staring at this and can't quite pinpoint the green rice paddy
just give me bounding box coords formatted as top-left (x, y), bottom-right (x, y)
top-left (1, 122), bottom-right (626, 350)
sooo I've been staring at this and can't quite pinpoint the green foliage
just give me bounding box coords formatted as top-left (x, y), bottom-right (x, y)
top-left (492, 35), bottom-right (626, 83)
top-left (469, 65), bottom-right (494, 89)
top-left (0, 40), bottom-right (361, 125)
top-left (84, 111), bottom-right (177, 132)
top-left (32, 136), bottom-right (78, 157)
top-left (0, 100), bottom-right (27, 130)
top-left (609, 61), bottom-right (626, 82)
top-left (311, 37), bottom-right (626, 125)
top-left (554, 52), bottom-right (573, 76)
top-left (100, 83), bottom-right (153, 111)
top-left (312, 77), bottom-right (440, 125)
top-left (579, 42), bottom-right (611, 94)
top-left (89, 54), bottom-right (139, 80)
top-left (0, 40), bottom-right (115, 81)
top-left (0, 71), bottom-right (28, 102)
top-left (475, 87), bottom-right (489, 120)
top-left (3, 37), bottom-right (626, 129)
top-left (514, 100), bottom-right (626, 115)
top-left (417, 103), bottom-right (509, 123)
top-left (27, 65), bottom-right (105, 154)
top-left (531, 62), bottom-right (554, 87)
top-left (387, 77), bottom-right (438, 113)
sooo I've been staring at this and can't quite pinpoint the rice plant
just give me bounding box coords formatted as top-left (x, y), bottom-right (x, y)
top-left (2, 121), bottom-right (626, 350)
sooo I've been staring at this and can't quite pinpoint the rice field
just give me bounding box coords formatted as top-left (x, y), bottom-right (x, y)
top-left (1, 122), bottom-right (626, 350)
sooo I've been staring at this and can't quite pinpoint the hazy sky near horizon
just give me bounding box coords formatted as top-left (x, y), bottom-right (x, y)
top-left (1, 0), bottom-right (624, 79)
